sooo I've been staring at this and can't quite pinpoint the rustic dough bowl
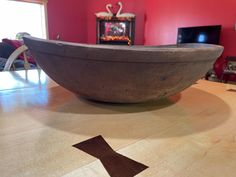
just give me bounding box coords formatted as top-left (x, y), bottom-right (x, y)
top-left (24, 37), bottom-right (223, 103)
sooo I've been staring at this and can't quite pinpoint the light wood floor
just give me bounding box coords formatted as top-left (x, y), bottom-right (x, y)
top-left (0, 69), bottom-right (236, 177)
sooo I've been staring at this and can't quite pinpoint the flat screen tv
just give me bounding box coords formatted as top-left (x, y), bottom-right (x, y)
top-left (177, 25), bottom-right (222, 44)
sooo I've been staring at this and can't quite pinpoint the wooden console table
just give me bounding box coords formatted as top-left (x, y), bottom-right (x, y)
top-left (0, 69), bottom-right (236, 177)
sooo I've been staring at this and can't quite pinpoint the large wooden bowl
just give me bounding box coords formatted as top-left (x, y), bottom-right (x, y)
top-left (24, 37), bottom-right (223, 103)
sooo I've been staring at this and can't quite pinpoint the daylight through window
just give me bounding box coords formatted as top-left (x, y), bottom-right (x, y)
top-left (0, 0), bottom-right (47, 40)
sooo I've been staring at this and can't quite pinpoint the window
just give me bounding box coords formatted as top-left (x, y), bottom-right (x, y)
top-left (0, 0), bottom-right (47, 40)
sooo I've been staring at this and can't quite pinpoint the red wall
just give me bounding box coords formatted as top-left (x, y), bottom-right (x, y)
top-left (145, 0), bottom-right (236, 57)
top-left (47, 0), bottom-right (145, 44)
top-left (47, 0), bottom-right (236, 56)
top-left (47, 0), bottom-right (87, 43)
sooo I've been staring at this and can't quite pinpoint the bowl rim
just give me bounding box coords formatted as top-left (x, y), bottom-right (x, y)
top-left (23, 36), bottom-right (224, 63)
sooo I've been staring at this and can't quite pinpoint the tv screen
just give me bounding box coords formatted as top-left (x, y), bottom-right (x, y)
top-left (177, 25), bottom-right (222, 45)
